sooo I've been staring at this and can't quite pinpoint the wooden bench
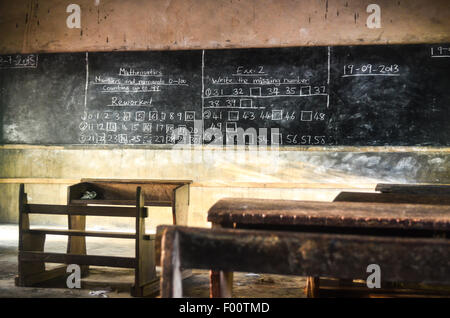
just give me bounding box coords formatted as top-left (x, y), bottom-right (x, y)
top-left (158, 225), bottom-right (450, 298)
top-left (15, 184), bottom-right (159, 296)
top-left (16, 179), bottom-right (192, 296)
top-left (206, 189), bottom-right (450, 297)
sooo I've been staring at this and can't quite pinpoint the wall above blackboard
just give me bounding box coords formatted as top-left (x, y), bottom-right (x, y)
top-left (1, 44), bottom-right (449, 147)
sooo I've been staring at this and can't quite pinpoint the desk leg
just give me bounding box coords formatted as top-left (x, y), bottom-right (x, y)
top-left (160, 227), bottom-right (183, 298)
top-left (210, 222), bottom-right (234, 298)
top-left (67, 185), bottom-right (89, 277)
top-left (210, 271), bottom-right (234, 298)
top-left (305, 277), bottom-right (320, 298)
top-left (173, 184), bottom-right (189, 226)
top-left (220, 271), bottom-right (233, 297)
top-left (210, 270), bottom-right (234, 298)
top-left (67, 214), bottom-right (89, 277)
top-left (210, 271), bottom-right (220, 297)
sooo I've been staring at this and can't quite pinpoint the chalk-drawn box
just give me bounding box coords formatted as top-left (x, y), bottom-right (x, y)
top-left (166, 124), bottom-right (175, 134)
top-left (96, 133), bottom-right (106, 144)
top-left (228, 111), bottom-right (239, 121)
top-left (135, 111), bottom-right (146, 121)
top-left (250, 87), bottom-right (262, 96)
top-left (185, 111), bottom-right (196, 121)
top-left (79, 122), bottom-right (88, 131)
top-left (123, 112), bottom-right (132, 121)
top-left (142, 123), bottom-right (152, 132)
top-left (271, 132), bottom-right (282, 145)
top-left (272, 110), bottom-right (283, 121)
top-left (118, 134), bottom-right (128, 144)
top-left (177, 125), bottom-right (188, 136)
top-left (166, 135), bottom-right (175, 144)
top-left (226, 122), bottom-right (237, 132)
top-left (191, 134), bottom-right (202, 145)
top-left (143, 134), bottom-right (152, 144)
top-left (106, 122), bottom-right (117, 132)
top-left (149, 111), bottom-right (158, 121)
top-left (300, 86), bottom-right (311, 96)
top-left (239, 99), bottom-right (253, 108)
top-left (300, 110), bottom-right (313, 121)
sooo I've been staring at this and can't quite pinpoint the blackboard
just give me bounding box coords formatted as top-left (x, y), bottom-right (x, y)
top-left (1, 44), bottom-right (449, 146)
top-left (0, 53), bottom-right (86, 144)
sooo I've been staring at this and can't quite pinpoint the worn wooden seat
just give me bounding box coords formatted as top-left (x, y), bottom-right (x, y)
top-left (158, 225), bottom-right (450, 298)
top-left (15, 184), bottom-right (158, 296)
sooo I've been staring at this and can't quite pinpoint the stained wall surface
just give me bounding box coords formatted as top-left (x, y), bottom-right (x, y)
top-left (1, 0), bottom-right (449, 53)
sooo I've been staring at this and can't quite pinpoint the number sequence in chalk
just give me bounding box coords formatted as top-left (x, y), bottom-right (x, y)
top-left (79, 110), bottom-right (199, 145)
top-left (343, 64), bottom-right (400, 77)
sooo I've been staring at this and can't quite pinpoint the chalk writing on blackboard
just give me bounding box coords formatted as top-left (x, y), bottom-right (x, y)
top-left (202, 47), bottom-right (331, 146)
top-left (2, 44), bottom-right (449, 147)
top-left (431, 46), bottom-right (450, 58)
top-left (0, 54), bottom-right (38, 69)
top-left (342, 63), bottom-right (400, 77)
top-left (80, 50), bottom-right (200, 145)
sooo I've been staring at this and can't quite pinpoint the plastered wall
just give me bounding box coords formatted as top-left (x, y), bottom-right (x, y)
top-left (0, 0), bottom-right (449, 228)
top-left (1, 0), bottom-right (450, 53)
top-left (0, 147), bottom-right (449, 228)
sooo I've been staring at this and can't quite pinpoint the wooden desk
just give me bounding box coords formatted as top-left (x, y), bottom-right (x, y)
top-left (208, 198), bottom-right (450, 232)
top-left (207, 186), bottom-right (450, 297)
top-left (16, 179), bottom-right (192, 296)
top-left (69, 179), bottom-right (192, 222)
top-left (68, 179), bottom-right (191, 237)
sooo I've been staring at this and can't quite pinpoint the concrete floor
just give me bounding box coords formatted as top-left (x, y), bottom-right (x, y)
top-left (0, 224), bottom-right (307, 298)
